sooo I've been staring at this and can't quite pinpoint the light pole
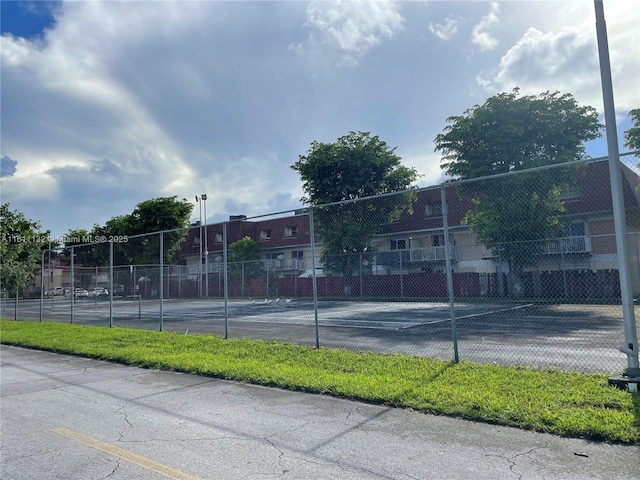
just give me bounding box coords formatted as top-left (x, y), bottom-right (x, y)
top-left (195, 195), bottom-right (203, 297)
top-left (595, 0), bottom-right (638, 388)
top-left (47, 230), bottom-right (53, 308)
top-left (201, 193), bottom-right (208, 298)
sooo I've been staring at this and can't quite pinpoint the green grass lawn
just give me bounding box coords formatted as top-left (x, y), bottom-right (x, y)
top-left (1, 318), bottom-right (638, 444)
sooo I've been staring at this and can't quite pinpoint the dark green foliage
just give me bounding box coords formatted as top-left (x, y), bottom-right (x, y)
top-left (90, 196), bottom-right (193, 266)
top-left (292, 132), bottom-right (419, 292)
top-left (434, 90), bottom-right (601, 290)
top-left (228, 236), bottom-right (262, 281)
top-left (624, 108), bottom-right (640, 154)
top-left (0, 204), bottom-right (47, 294)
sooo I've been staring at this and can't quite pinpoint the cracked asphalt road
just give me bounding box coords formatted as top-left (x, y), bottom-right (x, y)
top-left (1, 345), bottom-right (637, 480)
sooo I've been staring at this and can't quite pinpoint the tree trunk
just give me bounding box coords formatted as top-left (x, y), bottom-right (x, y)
top-left (343, 277), bottom-right (351, 296)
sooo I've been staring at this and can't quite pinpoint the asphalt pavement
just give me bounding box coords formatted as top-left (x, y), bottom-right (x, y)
top-left (1, 345), bottom-right (638, 480)
top-left (3, 298), bottom-right (631, 373)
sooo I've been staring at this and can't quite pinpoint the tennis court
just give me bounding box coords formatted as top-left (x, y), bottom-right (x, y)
top-left (6, 297), bottom-right (630, 374)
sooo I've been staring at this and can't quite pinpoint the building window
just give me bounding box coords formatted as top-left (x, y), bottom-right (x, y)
top-left (214, 233), bottom-right (223, 243)
top-left (284, 226), bottom-right (298, 238)
top-left (292, 250), bottom-right (304, 269)
top-left (431, 234), bottom-right (454, 247)
top-left (260, 229), bottom-right (272, 240)
top-left (563, 222), bottom-right (586, 237)
top-left (559, 185), bottom-right (581, 201)
top-left (390, 239), bottom-right (406, 250)
top-left (425, 203), bottom-right (442, 217)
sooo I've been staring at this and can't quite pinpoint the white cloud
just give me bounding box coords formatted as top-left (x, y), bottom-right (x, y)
top-left (476, 1), bottom-right (639, 115)
top-left (483, 27), bottom-right (596, 94)
top-left (400, 151), bottom-right (444, 189)
top-left (471, 1), bottom-right (500, 51)
top-left (1, 0), bottom-right (637, 239)
top-left (292, 0), bottom-right (404, 66)
top-left (429, 18), bottom-right (459, 41)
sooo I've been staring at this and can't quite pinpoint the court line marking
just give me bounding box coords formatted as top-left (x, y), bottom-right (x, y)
top-left (52, 427), bottom-right (202, 480)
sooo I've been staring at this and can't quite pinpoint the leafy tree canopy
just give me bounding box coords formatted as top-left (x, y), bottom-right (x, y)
top-left (229, 237), bottom-right (262, 263)
top-left (436, 89), bottom-right (601, 179)
top-left (624, 108), bottom-right (640, 154)
top-left (61, 228), bottom-right (96, 265)
top-left (434, 90), bottom-right (601, 294)
top-left (91, 197), bottom-right (193, 266)
top-left (0, 203), bottom-right (46, 294)
top-left (228, 236), bottom-right (262, 281)
top-left (292, 131), bottom-right (419, 291)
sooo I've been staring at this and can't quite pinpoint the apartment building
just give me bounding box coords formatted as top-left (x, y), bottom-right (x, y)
top-left (180, 160), bottom-right (640, 298)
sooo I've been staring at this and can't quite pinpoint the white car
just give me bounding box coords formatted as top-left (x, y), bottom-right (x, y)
top-left (88, 287), bottom-right (109, 297)
top-left (66, 288), bottom-right (89, 298)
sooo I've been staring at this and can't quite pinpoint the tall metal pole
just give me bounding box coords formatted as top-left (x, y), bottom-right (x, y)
top-left (202, 194), bottom-right (209, 298)
top-left (109, 241), bottom-right (113, 328)
top-left (594, 0), bottom-right (639, 381)
top-left (48, 231), bottom-right (53, 308)
top-left (198, 196), bottom-right (203, 297)
top-left (441, 186), bottom-right (459, 363)
top-left (70, 246), bottom-right (75, 324)
top-left (159, 232), bottom-right (164, 331)
top-left (309, 208), bottom-right (320, 349)
top-left (223, 222), bottom-right (229, 339)
top-left (40, 251), bottom-right (44, 322)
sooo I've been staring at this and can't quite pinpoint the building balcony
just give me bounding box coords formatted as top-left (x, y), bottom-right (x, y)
top-left (266, 258), bottom-right (307, 271)
top-left (377, 247), bottom-right (455, 267)
top-left (482, 236), bottom-right (592, 259)
top-left (409, 246), bottom-right (456, 262)
top-left (541, 236), bottom-right (592, 255)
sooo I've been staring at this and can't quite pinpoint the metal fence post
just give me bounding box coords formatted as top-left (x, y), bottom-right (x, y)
top-left (70, 246), bottom-right (74, 324)
top-left (40, 251), bottom-right (44, 322)
top-left (160, 232), bottom-right (164, 331)
top-left (309, 207), bottom-right (320, 349)
top-left (109, 240), bottom-right (113, 328)
top-left (223, 221), bottom-right (229, 338)
top-left (595, 0), bottom-right (639, 380)
top-left (441, 186), bottom-right (459, 363)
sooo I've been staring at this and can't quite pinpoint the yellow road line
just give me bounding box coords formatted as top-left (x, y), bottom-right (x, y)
top-left (52, 427), bottom-right (203, 480)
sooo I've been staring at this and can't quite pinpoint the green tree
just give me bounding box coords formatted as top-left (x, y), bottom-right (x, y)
top-left (434, 89), bottom-right (601, 296)
top-left (0, 204), bottom-right (47, 297)
top-left (292, 131), bottom-right (419, 295)
top-left (91, 216), bottom-right (130, 266)
top-left (61, 228), bottom-right (97, 266)
top-left (228, 236), bottom-right (263, 288)
top-left (624, 108), bottom-right (640, 154)
top-left (91, 197), bottom-right (193, 266)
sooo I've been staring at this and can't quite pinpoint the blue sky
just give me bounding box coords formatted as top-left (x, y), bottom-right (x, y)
top-left (1, 0), bottom-right (638, 239)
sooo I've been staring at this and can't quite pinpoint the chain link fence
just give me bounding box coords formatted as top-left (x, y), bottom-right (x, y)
top-left (5, 157), bottom-right (639, 374)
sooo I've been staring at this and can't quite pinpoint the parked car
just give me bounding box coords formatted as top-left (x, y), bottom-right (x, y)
top-left (66, 288), bottom-right (89, 298)
top-left (113, 285), bottom-right (125, 296)
top-left (88, 287), bottom-right (109, 297)
top-left (46, 287), bottom-right (65, 297)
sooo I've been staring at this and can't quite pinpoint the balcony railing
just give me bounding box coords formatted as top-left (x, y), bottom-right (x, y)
top-left (409, 246), bottom-right (456, 262)
top-left (266, 258), bottom-right (307, 271)
top-left (541, 236), bottom-right (591, 255)
top-left (482, 236), bottom-right (592, 259)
